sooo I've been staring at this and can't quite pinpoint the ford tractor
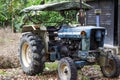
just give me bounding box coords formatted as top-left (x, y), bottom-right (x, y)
top-left (18, 1), bottom-right (120, 80)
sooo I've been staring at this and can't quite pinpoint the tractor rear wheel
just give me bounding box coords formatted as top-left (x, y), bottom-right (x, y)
top-left (19, 32), bottom-right (45, 75)
top-left (58, 57), bottom-right (77, 80)
top-left (101, 55), bottom-right (120, 78)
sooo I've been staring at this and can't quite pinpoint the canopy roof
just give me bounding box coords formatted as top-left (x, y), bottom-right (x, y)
top-left (22, 1), bottom-right (92, 12)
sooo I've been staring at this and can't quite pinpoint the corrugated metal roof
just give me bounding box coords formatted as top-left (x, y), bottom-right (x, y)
top-left (22, 1), bottom-right (92, 12)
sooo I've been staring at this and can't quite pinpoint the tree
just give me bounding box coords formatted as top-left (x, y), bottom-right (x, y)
top-left (0, 0), bottom-right (78, 31)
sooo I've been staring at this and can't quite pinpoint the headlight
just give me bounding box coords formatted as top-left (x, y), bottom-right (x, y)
top-left (81, 31), bottom-right (86, 37)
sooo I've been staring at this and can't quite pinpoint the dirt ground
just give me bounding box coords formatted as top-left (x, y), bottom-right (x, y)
top-left (0, 28), bottom-right (120, 80)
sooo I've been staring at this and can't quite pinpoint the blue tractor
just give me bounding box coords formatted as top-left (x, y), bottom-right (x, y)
top-left (19, 1), bottom-right (120, 80)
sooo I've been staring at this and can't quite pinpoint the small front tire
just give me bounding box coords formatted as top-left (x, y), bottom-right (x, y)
top-left (101, 55), bottom-right (120, 78)
top-left (58, 57), bottom-right (77, 80)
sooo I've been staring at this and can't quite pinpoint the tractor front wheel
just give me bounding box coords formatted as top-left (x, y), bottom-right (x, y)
top-left (101, 55), bottom-right (120, 78)
top-left (58, 57), bottom-right (77, 80)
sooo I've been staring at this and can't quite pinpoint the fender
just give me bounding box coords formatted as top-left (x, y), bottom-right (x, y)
top-left (22, 25), bottom-right (49, 54)
top-left (104, 44), bottom-right (120, 55)
top-left (99, 49), bottom-right (112, 66)
top-left (21, 25), bottom-right (47, 32)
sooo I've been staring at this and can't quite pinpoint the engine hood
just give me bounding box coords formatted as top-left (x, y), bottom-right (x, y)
top-left (58, 25), bottom-right (105, 39)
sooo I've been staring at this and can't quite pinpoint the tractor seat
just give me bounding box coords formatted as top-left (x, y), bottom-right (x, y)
top-left (47, 26), bottom-right (58, 32)
top-left (47, 26), bottom-right (58, 40)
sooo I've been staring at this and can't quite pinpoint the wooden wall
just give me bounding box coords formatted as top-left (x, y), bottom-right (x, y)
top-left (118, 0), bottom-right (120, 46)
top-left (86, 0), bottom-right (114, 45)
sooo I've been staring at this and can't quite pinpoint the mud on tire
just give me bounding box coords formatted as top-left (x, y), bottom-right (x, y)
top-left (101, 55), bottom-right (120, 78)
top-left (19, 32), bottom-right (45, 75)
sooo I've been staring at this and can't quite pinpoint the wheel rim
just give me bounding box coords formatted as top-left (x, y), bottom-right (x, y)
top-left (59, 63), bottom-right (71, 80)
top-left (22, 42), bottom-right (32, 67)
top-left (103, 58), bottom-right (115, 75)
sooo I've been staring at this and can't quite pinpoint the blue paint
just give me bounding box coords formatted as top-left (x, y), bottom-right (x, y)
top-left (58, 25), bottom-right (105, 39)
top-left (58, 25), bottom-right (105, 50)
top-left (96, 15), bottom-right (100, 27)
top-left (50, 52), bottom-right (56, 61)
top-left (78, 51), bottom-right (89, 59)
top-left (75, 61), bottom-right (86, 68)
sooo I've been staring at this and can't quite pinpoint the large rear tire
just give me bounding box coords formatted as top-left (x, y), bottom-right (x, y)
top-left (58, 57), bottom-right (77, 80)
top-left (19, 32), bottom-right (45, 75)
top-left (101, 55), bottom-right (120, 78)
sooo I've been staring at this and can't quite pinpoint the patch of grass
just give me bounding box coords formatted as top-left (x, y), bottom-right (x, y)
top-left (45, 61), bottom-right (58, 71)
top-left (0, 38), bottom-right (4, 43)
top-left (36, 62), bottom-right (58, 76)
top-left (93, 65), bottom-right (100, 70)
top-left (0, 70), bottom-right (7, 76)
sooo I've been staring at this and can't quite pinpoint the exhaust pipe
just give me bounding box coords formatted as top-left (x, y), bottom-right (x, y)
top-left (94, 9), bottom-right (101, 27)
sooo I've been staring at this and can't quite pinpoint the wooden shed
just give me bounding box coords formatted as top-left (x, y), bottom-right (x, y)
top-left (85, 0), bottom-right (120, 54)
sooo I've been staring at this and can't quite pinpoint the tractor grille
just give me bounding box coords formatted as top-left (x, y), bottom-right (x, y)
top-left (90, 29), bottom-right (105, 50)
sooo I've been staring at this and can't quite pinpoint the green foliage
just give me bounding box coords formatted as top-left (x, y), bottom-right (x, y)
top-left (20, 11), bottom-right (65, 26)
top-left (0, 0), bottom-right (8, 26)
top-left (26, 0), bottom-right (40, 6)
top-left (16, 10), bottom-right (78, 29)
top-left (0, 0), bottom-right (78, 31)
top-left (46, 0), bottom-right (74, 3)
top-left (0, 0), bottom-right (26, 27)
